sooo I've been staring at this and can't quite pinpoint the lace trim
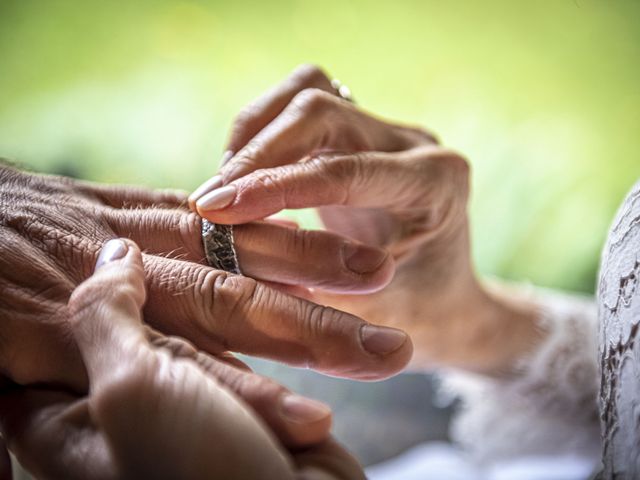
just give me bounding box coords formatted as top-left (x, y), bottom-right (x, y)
top-left (440, 287), bottom-right (601, 465)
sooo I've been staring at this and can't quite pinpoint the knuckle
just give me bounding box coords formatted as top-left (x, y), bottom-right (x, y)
top-left (320, 154), bottom-right (367, 203)
top-left (68, 279), bottom-right (103, 320)
top-left (241, 169), bottom-right (287, 206)
top-left (301, 302), bottom-right (344, 342)
top-left (409, 148), bottom-right (470, 232)
top-left (154, 335), bottom-right (198, 358)
top-left (70, 267), bottom-right (145, 320)
top-left (287, 228), bottom-right (316, 259)
top-left (291, 64), bottom-right (329, 87)
top-left (196, 269), bottom-right (260, 335)
top-left (233, 103), bottom-right (261, 131)
top-left (229, 141), bottom-right (263, 172)
top-left (235, 372), bottom-right (286, 402)
top-left (408, 126), bottom-right (440, 145)
top-left (290, 88), bottom-right (334, 116)
top-left (180, 211), bottom-right (204, 257)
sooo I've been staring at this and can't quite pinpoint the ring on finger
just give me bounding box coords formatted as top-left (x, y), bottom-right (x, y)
top-left (201, 219), bottom-right (242, 275)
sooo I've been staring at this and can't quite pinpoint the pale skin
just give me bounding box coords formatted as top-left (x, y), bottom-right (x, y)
top-left (0, 239), bottom-right (365, 479)
top-left (190, 64), bottom-right (543, 376)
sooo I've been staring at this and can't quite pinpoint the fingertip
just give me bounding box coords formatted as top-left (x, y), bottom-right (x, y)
top-left (342, 244), bottom-right (396, 294)
top-left (188, 174), bottom-right (224, 211)
top-left (334, 325), bottom-right (413, 382)
top-left (279, 394), bottom-right (333, 446)
top-left (95, 238), bottom-right (142, 272)
top-left (96, 238), bottom-right (129, 270)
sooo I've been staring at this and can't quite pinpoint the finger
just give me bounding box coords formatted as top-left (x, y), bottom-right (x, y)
top-left (234, 222), bottom-right (395, 293)
top-left (188, 65), bottom-right (334, 211)
top-left (146, 329), bottom-right (253, 371)
top-left (225, 64), bottom-right (334, 159)
top-left (143, 255), bottom-right (413, 380)
top-left (107, 209), bottom-right (395, 293)
top-left (76, 179), bottom-right (188, 209)
top-left (68, 238), bottom-right (150, 387)
top-left (196, 147), bottom-right (469, 226)
top-left (0, 388), bottom-right (111, 480)
top-left (211, 91), bottom-right (434, 187)
top-left (149, 334), bottom-right (332, 447)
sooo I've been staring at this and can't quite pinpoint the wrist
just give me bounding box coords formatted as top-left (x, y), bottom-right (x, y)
top-left (409, 279), bottom-right (544, 376)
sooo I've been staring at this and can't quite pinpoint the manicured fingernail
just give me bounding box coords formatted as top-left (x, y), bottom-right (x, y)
top-left (343, 243), bottom-right (388, 274)
top-left (96, 239), bottom-right (128, 270)
top-left (196, 185), bottom-right (237, 211)
top-left (189, 175), bottom-right (223, 206)
top-left (360, 324), bottom-right (408, 355)
top-left (281, 394), bottom-right (331, 423)
top-left (220, 150), bottom-right (234, 166)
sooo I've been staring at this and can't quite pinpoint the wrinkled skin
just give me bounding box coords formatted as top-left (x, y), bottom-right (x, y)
top-left (191, 64), bottom-right (539, 374)
top-left (0, 162), bottom-right (413, 453)
top-left (0, 240), bottom-right (365, 480)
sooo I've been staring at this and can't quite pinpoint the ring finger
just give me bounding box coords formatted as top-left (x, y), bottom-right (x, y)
top-left (105, 208), bottom-right (394, 294)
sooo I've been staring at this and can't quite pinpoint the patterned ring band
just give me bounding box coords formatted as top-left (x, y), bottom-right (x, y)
top-left (201, 218), bottom-right (242, 275)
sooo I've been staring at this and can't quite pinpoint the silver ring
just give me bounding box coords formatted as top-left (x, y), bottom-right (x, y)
top-left (201, 219), bottom-right (241, 275)
top-left (331, 78), bottom-right (354, 103)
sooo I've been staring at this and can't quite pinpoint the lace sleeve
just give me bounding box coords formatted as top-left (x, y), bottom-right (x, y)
top-left (440, 287), bottom-right (602, 465)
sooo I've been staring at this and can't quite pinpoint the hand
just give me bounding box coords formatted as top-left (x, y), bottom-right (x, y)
top-left (0, 163), bottom-right (413, 446)
top-left (190, 65), bottom-right (538, 374)
top-left (0, 240), bottom-right (365, 480)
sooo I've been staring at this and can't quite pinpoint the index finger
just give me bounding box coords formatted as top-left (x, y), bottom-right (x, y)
top-left (225, 64), bottom-right (334, 157)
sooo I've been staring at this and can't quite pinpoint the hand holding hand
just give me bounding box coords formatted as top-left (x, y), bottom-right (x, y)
top-left (190, 65), bottom-right (538, 374)
top-left (0, 164), bottom-right (412, 401)
top-left (0, 239), bottom-right (365, 480)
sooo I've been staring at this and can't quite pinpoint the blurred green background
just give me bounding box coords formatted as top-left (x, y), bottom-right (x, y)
top-left (1, 0), bottom-right (639, 292)
top-left (2, 0), bottom-right (640, 473)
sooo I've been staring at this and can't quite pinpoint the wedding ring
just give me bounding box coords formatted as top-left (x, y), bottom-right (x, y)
top-left (331, 78), bottom-right (354, 103)
top-left (201, 219), bottom-right (241, 274)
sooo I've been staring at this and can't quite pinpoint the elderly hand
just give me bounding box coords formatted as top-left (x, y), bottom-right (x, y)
top-left (0, 163), bottom-right (413, 447)
top-left (0, 239), bottom-right (365, 480)
top-left (190, 65), bottom-right (538, 374)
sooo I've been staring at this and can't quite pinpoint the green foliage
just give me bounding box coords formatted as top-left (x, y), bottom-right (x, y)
top-left (1, 0), bottom-right (639, 293)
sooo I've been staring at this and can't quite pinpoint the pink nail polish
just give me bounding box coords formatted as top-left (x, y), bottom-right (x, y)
top-left (360, 324), bottom-right (407, 355)
top-left (96, 239), bottom-right (128, 270)
top-left (189, 175), bottom-right (223, 206)
top-left (196, 185), bottom-right (237, 211)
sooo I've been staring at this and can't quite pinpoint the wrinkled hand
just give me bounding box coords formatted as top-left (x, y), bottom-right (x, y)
top-left (0, 240), bottom-right (364, 480)
top-left (190, 65), bottom-right (534, 373)
top-left (0, 163), bottom-right (413, 447)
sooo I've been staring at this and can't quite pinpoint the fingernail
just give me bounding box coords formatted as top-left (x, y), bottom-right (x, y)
top-left (360, 324), bottom-right (408, 355)
top-left (343, 243), bottom-right (388, 274)
top-left (196, 185), bottom-right (237, 211)
top-left (189, 175), bottom-right (223, 206)
top-left (96, 239), bottom-right (128, 270)
top-left (220, 150), bottom-right (234, 166)
top-left (281, 394), bottom-right (331, 423)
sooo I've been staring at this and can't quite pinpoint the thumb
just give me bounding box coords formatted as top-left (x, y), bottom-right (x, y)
top-left (68, 238), bottom-right (149, 388)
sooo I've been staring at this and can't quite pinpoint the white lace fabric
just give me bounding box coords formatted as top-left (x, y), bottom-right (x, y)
top-left (441, 287), bottom-right (602, 467)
